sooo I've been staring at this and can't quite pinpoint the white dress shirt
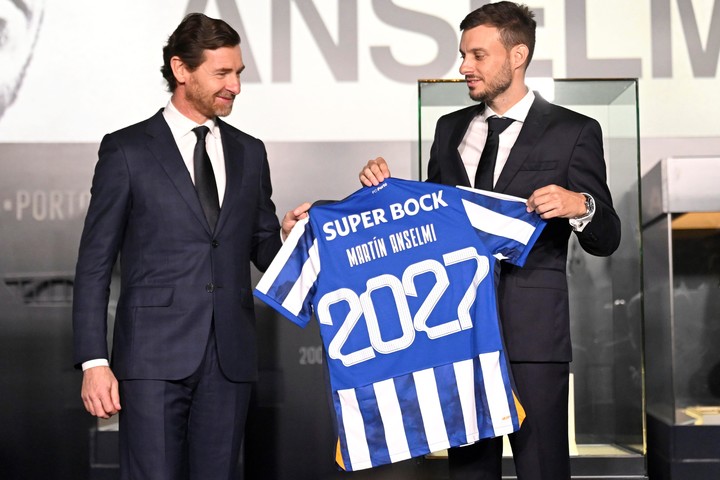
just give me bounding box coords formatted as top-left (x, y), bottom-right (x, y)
top-left (459, 90), bottom-right (534, 188)
top-left (162, 100), bottom-right (227, 206)
top-left (458, 89), bottom-right (594, 232)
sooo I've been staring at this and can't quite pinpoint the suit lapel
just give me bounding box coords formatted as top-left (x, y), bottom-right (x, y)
top-left (494, 95), bottom-right (551, 193)
top-left (145, 110), bottom-right (211, 233)
top-left (213, 119), bottom-right (245, 235)
top-left (449, 104), bottom-right (484, 187)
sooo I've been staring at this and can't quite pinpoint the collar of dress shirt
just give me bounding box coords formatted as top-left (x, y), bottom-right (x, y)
top-left (481, 89), bottom-right (535, 123)
top-left (162, 100), bottom-right (219, 140)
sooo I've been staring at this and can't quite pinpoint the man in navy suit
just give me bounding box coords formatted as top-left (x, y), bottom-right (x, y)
top-left (73, 13), bottom-right (309, 480)
top-left (360, 2), bottom-right (621, 479)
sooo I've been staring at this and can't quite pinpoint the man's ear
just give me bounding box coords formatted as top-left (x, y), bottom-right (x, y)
top-left (170, 56), bottom-right (187, 85)
top-left (511, 44), bottom-right (529, 71)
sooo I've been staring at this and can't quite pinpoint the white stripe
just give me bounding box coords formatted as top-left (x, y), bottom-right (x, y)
top-left (453, 359), bottom-right (480, 443)
top-left (338, 388), bottom-right (372, 470)
top-left (413, 368), bottom-right (450, 451)
top-left (457, 184), bottom-right (527, 203)
top-left (255, 217), bottom-right (309, 293)
top-left (462, 199), bottom-right (535, 245)
top-left (282, 239), bottom-right (320, 316)
top-left (373, 379), bottom-right (411, 462)
top-left (479, 351), bottom-right (514, 436)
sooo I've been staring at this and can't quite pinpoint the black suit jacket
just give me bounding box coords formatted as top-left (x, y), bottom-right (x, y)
top-left (73, 109), bottom-right (283, 382)
top-left (427, 94), bottom-right (620, 362)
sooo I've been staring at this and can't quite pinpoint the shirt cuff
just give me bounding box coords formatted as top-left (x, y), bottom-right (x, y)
top-left (82, 359), bottom-right (110, 371)
top-left (569, 193), bottom-right (595, 232)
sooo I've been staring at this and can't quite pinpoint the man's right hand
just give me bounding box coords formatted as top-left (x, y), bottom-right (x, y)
top-left (81, 365), bottom-right (121, 418)
top-left (359, 157), bottom-right (391, 186)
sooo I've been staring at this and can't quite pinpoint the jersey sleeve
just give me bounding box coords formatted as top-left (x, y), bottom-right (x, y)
top-left (253, 216), bottom-right (320, 327)
top-left (456, 186), bottom-right (546, 267)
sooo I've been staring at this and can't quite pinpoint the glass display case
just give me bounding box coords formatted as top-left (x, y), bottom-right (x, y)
top-left (642, 156), bottom-right (720, 479)
top-left (419, 79), bottom-right (645, 478)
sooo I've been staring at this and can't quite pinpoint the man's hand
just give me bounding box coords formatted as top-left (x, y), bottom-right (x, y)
top-left (81, 366), bottom-right (121, 419)
top-left (359, 157), bottom-right (391, 186)
top-left (281, 202), bottom-right (311, 241)
top-left (526, 185), bottom-right (587, 219)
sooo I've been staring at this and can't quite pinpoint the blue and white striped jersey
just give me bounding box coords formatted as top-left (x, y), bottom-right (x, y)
top-left (254, 178), bottom-right (546, 471)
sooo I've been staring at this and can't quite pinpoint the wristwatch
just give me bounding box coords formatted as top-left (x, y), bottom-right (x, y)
top-left (579, 193), bottom-right (595, 218)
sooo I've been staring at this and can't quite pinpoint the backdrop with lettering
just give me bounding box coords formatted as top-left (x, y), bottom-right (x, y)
top-left (0, 1), bottom-right (718, 479)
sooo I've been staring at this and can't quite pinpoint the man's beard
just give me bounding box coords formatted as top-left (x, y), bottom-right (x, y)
top-left (186, 82), bottom-right (235, 119)
top-left (469, 58), bottom-right (512, 103)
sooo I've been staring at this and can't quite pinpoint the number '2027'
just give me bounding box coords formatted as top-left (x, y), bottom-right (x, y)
top-left (317, 247), bottom-right (489, 367)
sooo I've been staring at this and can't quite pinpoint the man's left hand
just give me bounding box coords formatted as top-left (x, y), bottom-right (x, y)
top-left (526, 185), bottom-right (587, 219)
top-left (281, 202), bottom-right (311, 241)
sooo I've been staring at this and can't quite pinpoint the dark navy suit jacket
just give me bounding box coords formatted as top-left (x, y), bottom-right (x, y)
top-left (73, 109), bottom-right (282, 382)
top-left (427, 94), bottom-right (621, 363)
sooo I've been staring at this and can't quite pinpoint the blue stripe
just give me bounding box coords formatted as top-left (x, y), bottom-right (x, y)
top-left (474, 356), bottom-right (495, 438)
top-left (394, 373), bottom-right (429, 457)
top-left (435, 363), bottom-right (467, 447)
top-left (498, 350), bottom-right (521, 430)
top-left (332, 391), bottom-right (353, 471)
top-left (252, 290), bottom-right (307, 327)
top-left (458, 187), bottom-right (546, 265)
top-left (354, 383), bottom-right (390, 468)
top-left (268, 225), bottom-right (315, 306)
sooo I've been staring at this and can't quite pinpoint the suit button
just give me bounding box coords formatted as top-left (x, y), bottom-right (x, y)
top-left (212, 240), bottom-right (219, 248)
top-left (206, 283), bottom-right (215, 293)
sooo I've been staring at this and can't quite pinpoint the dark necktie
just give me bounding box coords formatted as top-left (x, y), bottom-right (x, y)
top-left (474, 116), bottom-right (515, 190)
top-left (192, 126), bottom-right (220, 231)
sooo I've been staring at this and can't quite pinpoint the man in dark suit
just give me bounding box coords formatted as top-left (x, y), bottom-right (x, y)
top-left (73, 13), bottom-right (309, 480)
top-left (360, 2), bottom-right (621, 479)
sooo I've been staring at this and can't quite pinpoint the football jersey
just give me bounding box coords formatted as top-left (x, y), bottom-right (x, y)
top-left (254, 178), bottom-right (546, 471)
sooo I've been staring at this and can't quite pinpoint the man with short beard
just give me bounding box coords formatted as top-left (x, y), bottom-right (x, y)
top-left (360, 2), bottom-right (621, 479)
top-left (73, 13), bottom-right (309, 480)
